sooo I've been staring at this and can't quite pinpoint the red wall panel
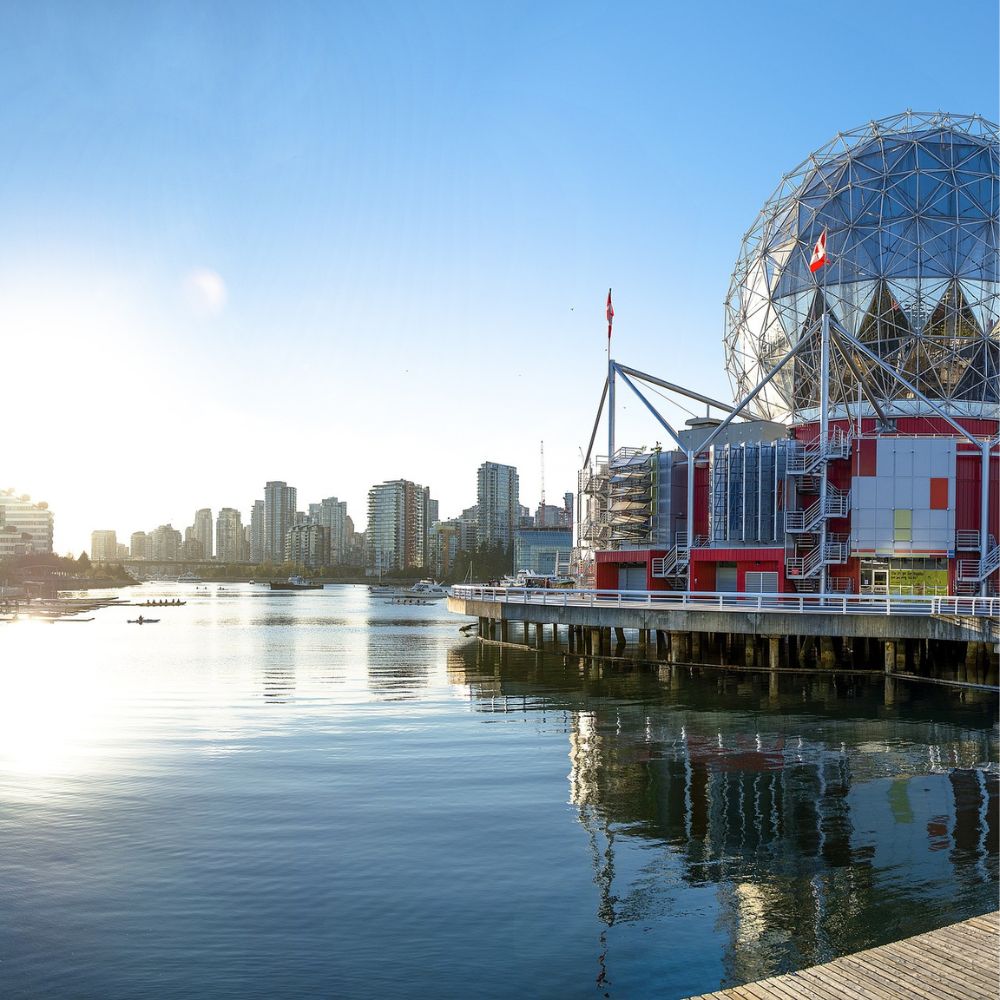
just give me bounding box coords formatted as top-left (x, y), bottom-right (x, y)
top-left (854, 439), bottom-right (877, 477)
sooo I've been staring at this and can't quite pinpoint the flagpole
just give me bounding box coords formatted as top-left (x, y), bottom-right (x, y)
top-left (816, 231), bottom-right (830, 597)
top-left (606, 289), bottom-right (615, 550)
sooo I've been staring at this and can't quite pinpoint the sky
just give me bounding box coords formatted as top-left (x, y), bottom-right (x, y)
top-left (1, 0), bottom-right (997, 554)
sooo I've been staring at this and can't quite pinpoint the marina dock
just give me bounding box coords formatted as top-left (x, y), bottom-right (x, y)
top-left (686, 911), bottom-right (999, 999)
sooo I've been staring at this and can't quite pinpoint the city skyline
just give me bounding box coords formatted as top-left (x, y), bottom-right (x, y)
top-left (70, 456), bottom-right (572, 562)
top-left (2, 3), bottom-right (995, 554)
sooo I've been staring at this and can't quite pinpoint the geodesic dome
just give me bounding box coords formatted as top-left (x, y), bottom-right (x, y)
top-left (723, 111), bottom-right (999, 421)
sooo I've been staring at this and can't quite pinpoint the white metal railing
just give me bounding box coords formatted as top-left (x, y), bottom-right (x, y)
top-left (785, 485), bottom-right (850, 533)
top-left (957, 544), bottom-right (999, 582)
top-left (650, 531), bottom-right (694, 578)
top-left (787, 534), bottom-right (851, 580)
top-left (787, 428), bottom-right (851, 475)
top-left (955, 531), bottom-right (997, 552)
top-left (956, 530), bottom-right (981, 550)
top-left (450, 585), bottom-right (1000, 619)
top-left (983, 542), bottom-right (1000, 578)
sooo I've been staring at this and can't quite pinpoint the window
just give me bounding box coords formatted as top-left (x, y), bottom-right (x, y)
top-left (893, 509), bottom-right (912, 542)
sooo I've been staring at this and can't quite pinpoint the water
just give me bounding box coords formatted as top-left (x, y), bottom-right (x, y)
top-left (0, 584), bottom-right (995, 998)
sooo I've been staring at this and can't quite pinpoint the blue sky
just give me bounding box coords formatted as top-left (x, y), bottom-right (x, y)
top-left (2, 0), bottom-right (997, 551)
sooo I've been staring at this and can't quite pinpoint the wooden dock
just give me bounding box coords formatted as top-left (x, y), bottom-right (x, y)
top-left (687, 911), bottom-right (999, 1000)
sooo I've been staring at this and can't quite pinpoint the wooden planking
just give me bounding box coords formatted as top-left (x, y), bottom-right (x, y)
top-left (686, 912), bottom-right (999, 1000)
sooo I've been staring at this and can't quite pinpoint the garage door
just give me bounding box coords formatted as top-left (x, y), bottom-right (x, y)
top-left (618, 565), bottom-right (647, 591)
top-left (745, 571), bottom-right (779, 594)
top-left (716, 565), bottom-right (738, 592)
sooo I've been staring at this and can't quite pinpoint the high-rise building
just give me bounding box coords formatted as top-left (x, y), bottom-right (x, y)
top-left (0, 490), bottom-right (54, 556)
top-left (285, 522), bottom-right (329, 569)
top-left (458, 505), bottom-right (479, 552)
top-left (130, 531), bottom-right (150, 560)
top-left (194, 508), bottom-right (213, 560)
top-left (476, 462), bottom-right (519, 549)
top-left (534, 502), bottom-right (572, 528)
top-left (150, 524), bottom-right (182, 561)
top-left (250, 500), bottom-right (265, 563)
top-left (181, 527), bottom-right (204, 560)
top-left (308, 496), bottom-right (349, 565)
top-left (366, 479), bottom-right (432, 573)
top-left (264, 482), bottom-right (297, 562)
top-left (429, 520), bottom-right (462, 579)
top-left (90, 530), bottom-right (118, 562)
top-left (216, 508), bottom-right (244, 563)
top-left (344, 515), bottom-right (364, 566)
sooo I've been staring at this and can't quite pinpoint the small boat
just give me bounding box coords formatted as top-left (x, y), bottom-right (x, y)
top-left (270, 576), bottom-right (323, 591)
top-left (177, 572), bottom-right (201, 582)
top-left (127, 617), bottom-right (160, 624)
top-left (411, 579), bottom-right (450, 598)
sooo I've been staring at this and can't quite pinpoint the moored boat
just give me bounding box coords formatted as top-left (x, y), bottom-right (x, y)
top-left (270, 576), bottom-right (323, 591)
top-left (373, 579), bottom-right (450, 600)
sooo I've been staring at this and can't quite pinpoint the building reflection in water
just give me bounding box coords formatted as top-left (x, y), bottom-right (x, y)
top-left (364, 612), bottom-right (440, 701)
top-left (448, 642), bottom-right (998, 988)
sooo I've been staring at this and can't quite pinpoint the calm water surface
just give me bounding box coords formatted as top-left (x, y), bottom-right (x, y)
top-left (0, 584), bottom-right (996, 998)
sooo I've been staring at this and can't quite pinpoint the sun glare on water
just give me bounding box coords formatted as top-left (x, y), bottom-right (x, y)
top-left (0, 621), bottom-right (117, 791)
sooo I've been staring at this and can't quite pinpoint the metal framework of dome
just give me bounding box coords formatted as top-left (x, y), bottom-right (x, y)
top-left (724, 111), bottom-right (999, 421)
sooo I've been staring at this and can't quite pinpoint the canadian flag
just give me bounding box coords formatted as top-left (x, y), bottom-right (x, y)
top-left (606, 288), bottom-right (614, 340)
top-left (809, 229), bottom-right (828, 273)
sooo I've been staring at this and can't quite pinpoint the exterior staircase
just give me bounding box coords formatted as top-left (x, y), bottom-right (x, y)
top-left (651, 533), bottom-right (708, 586)
top-left (956, 535), bottom-right (1000, 587)
top-left (784, 429), bottom-right (852, 592)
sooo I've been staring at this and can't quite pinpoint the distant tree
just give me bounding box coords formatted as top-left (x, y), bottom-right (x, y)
top-left (77, 552), bottom-right (91, 570)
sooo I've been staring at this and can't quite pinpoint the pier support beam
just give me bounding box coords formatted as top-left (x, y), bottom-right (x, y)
top-left (820, 636), bottom-right (836, 670)
top-left (670, 631), bottom-right (689, 664)
top-left (799, 636), bottom-right (814, 669)
top-left (768, 636), bottom-right (781, 672)
top-left (535, 622), bottom-right (544, 649)
top-left (590, 627), bottom-right (602, 656)
top-left (884, 640), bottom-right (896, 675)
top-left (691, 632), bottom-right (702, 662)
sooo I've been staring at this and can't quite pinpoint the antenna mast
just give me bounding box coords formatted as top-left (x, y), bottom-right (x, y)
top-left (540, 440), bottom-right (545, 509)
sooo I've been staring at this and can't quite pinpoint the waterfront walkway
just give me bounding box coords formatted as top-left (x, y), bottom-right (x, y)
top-left (449, 586), bottom-right (998, 645)
top-left (686, 911), bottom-right (999, 999)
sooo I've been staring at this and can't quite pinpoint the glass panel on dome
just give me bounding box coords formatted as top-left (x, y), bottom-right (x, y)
top-left (848, 229), bottom-right (883, 279)
top-left (882, 222), bottom-right (921, 278)
top-left (916, 142), bottom-right (949, 172)
top-left (957, 279), bottom-right (999, 334)
top-left (919, 176), bottom-right (953, 216)
top-left (831, 280), bottom-right (879, 336)
top-left (886, 277), bottom-right (923, 332)
top-left (954, 223), bottom-right (993, 278)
